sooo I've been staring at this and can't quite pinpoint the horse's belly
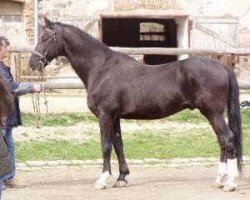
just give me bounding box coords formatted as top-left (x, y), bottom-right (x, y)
top-left (121, 105), bottom-right (176, 120)
top-left (119, 89), bottom-right (185, 120)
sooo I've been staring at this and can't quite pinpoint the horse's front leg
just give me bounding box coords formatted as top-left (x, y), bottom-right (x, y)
top-left (112, 118), bottom-right (130, 187)
top-left (95, 112), bottom-right (113, 189)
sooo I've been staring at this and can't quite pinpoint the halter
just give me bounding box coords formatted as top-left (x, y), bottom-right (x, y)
top-left (32, 28), bottom-right (57, 70)
top-left (32, 50), bottom-right (49, 70)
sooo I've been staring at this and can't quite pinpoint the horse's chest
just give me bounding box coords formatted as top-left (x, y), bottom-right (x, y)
top-left (86, 95), bottom-right (99, 115)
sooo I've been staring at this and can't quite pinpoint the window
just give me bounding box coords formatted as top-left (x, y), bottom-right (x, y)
top-left (0, 0), bottom-right (23, 23)
top-left (0, 15), bottom-right (22, 23)
top-left (139, 22), bottom-right (165, 41)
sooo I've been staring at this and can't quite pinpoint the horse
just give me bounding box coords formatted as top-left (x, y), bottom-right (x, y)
top-left (29, 18), bottom-right (242, 192)
top-left (0, 74), bottom-right (13, 122)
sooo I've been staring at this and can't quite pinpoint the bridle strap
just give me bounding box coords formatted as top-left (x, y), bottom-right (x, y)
top-left (32, 50), bottom-right (44, 58)
top-left (32, 50), bottom-right (49, 67)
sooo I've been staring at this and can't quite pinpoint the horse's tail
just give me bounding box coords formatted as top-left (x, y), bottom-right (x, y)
top-left (227, 69), bottom-right (242, 173)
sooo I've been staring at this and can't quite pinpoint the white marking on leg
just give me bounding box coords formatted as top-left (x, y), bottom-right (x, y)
top-left (95, 171), bottom-right (111, 190)
top-left (224, 159), bottom-right (239, 192)
top-left (214, 162), bottom-right (227, 188)
top-left (227, 159), bottom-right (239, 178)
top-left (218, 162), bottom-right (227, 175)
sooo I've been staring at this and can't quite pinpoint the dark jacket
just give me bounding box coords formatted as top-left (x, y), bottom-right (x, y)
top-left (0, 129), bottom-right (11, 177)
top-left (0, 61), bottom-right (36, 128)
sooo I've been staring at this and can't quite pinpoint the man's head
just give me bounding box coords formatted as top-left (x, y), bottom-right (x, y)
top-left (0, 36), bottom-right (10, 61)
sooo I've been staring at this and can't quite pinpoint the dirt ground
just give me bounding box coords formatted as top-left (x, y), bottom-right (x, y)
top-left (3, 165), bottom-right (250, 200)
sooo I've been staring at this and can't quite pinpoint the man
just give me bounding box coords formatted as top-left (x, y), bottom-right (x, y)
top-left (0, 36), bottom-right (43, 189)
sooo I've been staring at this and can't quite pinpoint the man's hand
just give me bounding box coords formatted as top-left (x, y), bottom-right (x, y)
top-left (33, 83), bottom-right (44, 92)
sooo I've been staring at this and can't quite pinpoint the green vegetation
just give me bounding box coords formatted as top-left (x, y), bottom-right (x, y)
top-left (17, 141), bottom-right (101, 161)
top-left (16, 109), bottom-right (250, 162)
top-left (22, 109), bottom-right (208, 127)
top-left (22, 112), bottom-right (98, 127)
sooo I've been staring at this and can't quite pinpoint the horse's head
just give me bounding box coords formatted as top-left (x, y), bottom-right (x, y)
top-left (29, 17), bottom-right (64, 71)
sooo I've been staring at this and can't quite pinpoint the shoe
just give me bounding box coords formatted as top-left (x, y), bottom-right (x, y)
top-left (5, 179), bottom-right (24, 188)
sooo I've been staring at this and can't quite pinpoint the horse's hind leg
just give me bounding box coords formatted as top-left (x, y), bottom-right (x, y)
top-left (205, 114), bottom-right (227, 188)
top-left (203, 112), bottom-right (239, 191)
top-left (112, 118), bottom-right (130, 187)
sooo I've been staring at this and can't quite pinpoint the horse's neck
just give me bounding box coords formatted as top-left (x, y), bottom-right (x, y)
top-left (63, 36), bottom-right (110, 89)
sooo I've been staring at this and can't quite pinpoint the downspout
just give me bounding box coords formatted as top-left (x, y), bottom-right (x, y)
top-left (34, 0), bottom-right (39, 45)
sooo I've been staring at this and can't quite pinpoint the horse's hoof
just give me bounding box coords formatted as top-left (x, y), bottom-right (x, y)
top-left (223, 183), bottom-right (237, 192)
top-left (94, 181), bottom-right (107, 190)
top-left (94, 171), bottom-right (111, 190)
top-left (113, 180), bottom-right (127, 188)
top-left (212, 176), bottom-right (226, 189)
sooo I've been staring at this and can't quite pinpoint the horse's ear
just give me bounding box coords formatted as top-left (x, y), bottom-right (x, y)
top-left (44, 17), bottom-right (55, 30)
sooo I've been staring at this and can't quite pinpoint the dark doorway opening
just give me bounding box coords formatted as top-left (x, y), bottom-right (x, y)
top-left (101, 18), bottom-right (178, 65)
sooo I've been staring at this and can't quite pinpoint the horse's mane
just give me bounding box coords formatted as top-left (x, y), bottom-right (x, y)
top-left (55, 22), bottom-right (110, 51)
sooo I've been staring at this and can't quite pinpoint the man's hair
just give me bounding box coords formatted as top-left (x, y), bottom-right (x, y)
top-left (0, 36), bottom-right (10, 47)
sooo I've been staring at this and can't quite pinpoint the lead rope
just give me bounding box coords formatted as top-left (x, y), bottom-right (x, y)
top-left (31, 68), bottom-right (49, 128)
top-left (40, 69), bottom-right (49, 114)
top-left (31, 50), bottom-right (50, 128)
top-left (32, 92), bottom-right (41, 128)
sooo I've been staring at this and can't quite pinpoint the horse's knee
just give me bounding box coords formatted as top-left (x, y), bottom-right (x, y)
top-left (103, 142), bottom-right (112, 151)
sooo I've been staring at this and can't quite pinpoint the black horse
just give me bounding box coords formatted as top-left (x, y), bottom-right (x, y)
top-left (29, 18), bottom-right (242, 191)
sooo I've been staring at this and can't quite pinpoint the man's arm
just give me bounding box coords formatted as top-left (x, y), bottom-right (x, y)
top-left (13, 82), bottom-right (37, 96)
top-left (0, 67), bottom-right (43, 96)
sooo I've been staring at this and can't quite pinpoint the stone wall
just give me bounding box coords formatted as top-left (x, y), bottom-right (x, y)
top-left (1, 0), bottom-right (250, 81)
top-left (38, 0), bottom-right (109, 37)
top-left (23, 0), bottom-right (35, 44)
top-left (0, 1), bottom-right (29, 46)
top-left (113, 0), bottom-right (184, 11)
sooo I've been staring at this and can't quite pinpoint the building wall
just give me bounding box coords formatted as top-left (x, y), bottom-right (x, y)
top-left (2, 0), bottom-right (249, 48)
top-left (38, 0), bottom-right (109, 38)
top-left (0, 1), bottom-right (23, 15)
top-left (1, 0), bottom-right (250, 80)
top-left (186, 0), bottom-right (250, 48)
top-left (0, 0), bottom-right (35, 47)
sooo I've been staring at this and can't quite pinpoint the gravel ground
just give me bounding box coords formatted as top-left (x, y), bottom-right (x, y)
top-left (3, 165), bottom-right (250, 200)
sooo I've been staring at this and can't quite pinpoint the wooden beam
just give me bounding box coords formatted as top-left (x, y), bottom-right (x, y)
top-left (40, 80), bottom-right (250, 90)
top-left (100, 10), bottom-right (189, 19)
top-left (10, 46), bottom-right (250, 56)
top-left (10, 45), bottom-right (34, 52)
top-left (44, 81), bottom-right (84, 90)
top-left (238, 81), bottom-right (250, 90)
top-left (111, 47), bottom-right (250, 56)
top-left (12, 0), bottom-right (26, 3)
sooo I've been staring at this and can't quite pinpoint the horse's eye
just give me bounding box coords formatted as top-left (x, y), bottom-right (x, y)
top-left (41, 34), bottom-right (50, 41)
top-left (41, 36), bottom-right (47, 41)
